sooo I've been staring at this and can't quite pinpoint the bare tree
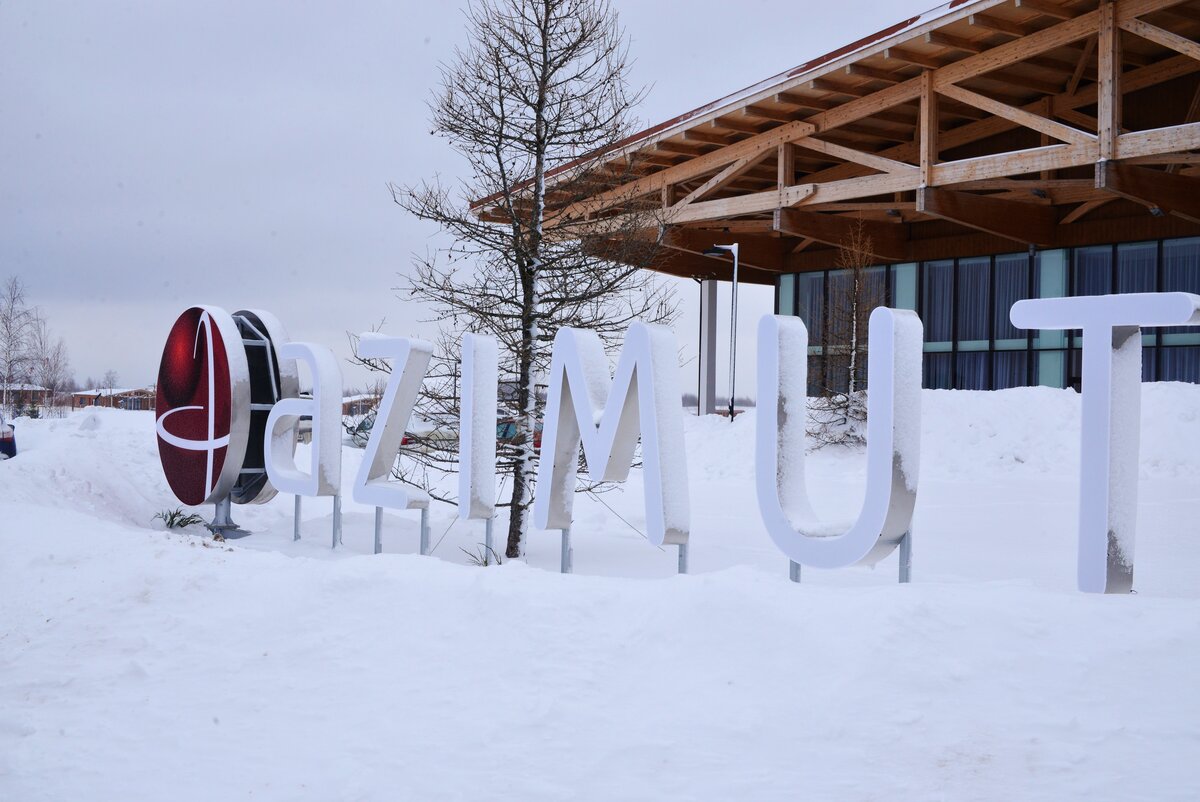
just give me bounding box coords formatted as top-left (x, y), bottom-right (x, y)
top-left (808, 217), bottom-right (884, 448)
top-left (0, 276), bottom-right (36, 408)
top-left (386, 0), bottom-right (676, 558)
top-left (31, 316), bottom-right (72, 409)
top-left (102, 370), bottom-right (119, 392)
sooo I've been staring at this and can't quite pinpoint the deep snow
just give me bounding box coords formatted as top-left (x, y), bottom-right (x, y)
top-left (3, 385), bottom-right (1200, 800)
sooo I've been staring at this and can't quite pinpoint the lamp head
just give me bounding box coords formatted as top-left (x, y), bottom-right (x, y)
top-left (702, 243), bottom-right (738, 257)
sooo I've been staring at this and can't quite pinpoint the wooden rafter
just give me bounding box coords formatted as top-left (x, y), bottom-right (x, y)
top-left (1096, 160), bottom-right (1200, 223)
top-left (916, 186), bottom-right (1058, 245)
top-left (774, 208), bottom-right (909, 261)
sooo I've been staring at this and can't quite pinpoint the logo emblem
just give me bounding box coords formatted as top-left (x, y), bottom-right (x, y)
top-left (156, 306), bottom-right (250, 506)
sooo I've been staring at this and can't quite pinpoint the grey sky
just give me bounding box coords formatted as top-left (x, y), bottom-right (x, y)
top-left (2, 0), bottom-right (936, 392)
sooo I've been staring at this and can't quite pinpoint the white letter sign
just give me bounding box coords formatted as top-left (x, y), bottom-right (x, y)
top-left (264, 342), bottom-right (343, 497)
top-left (1011, 292), bottom-right (1200, 593)
top-left (351, 335), bottom-right (434, 512)
top-left (533, 322), bottom-right (689, 547)
top-left (755, 308), bottom-right (923, 569)
top-left (458, 333), bottom-right (498, 520)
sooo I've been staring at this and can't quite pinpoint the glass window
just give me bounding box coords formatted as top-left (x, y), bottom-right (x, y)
top-left (1035, 250), bottom-right (1067, 350)
top-left (1073, 245), bottom-right (1112, 296)
top-left (994, 351), bottom-right (1029, 390)
top-left (923, 353), bottom-right (953, 390)
top-left (777, 274), bottom-right (796, 317)
top-left (956, 352), bottom-right (989, 390)
top-left (807, 355), bottom-right (825, 397)
top-left (1038, 350), bottom-right (1066, 389)
top-left (922, 260), bottom-right (954, 347)
top-left (892, 263), bottom-right (917, 310)
top-left (796, 272), bottom-right (825, 346)
top-left (1161, 346), bottom-right (1200, 383)
top-left (1117, 241), bottom-right (1156, 293)
top-left (957, 257), bottom-right (990, 350)
top-left (1142, 347), bottom-right (1157, 383)
top-left (993, 252), bottom-right (1029, 347)
top-left (1163, 238), bottom-right (1200, 345)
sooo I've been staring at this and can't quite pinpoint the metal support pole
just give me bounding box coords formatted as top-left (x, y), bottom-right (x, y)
top-left (331, 495), bottom-right (342, 549)
top-left (898, 531), bottom-right (912, 584)
top-left (374, 506), bottom-right (383, 555)
top-left (293, 495), bottom-right (301, 541)
top-left (419, 507), bottom-right (430, 556)
top-left (728, 249), bottom-right (740, 421)
top-left (560, 527), bottom-right (572, 574)
top-left (789, 560), bottom-right (801, 583)
top-left (484, 516), bottom-right (494, 559)
top-left (677, 542), bottom-right (689, 575)
top-left (698, 280), bottom-right (719, 416)
top-left (208, 495), bottom-right (249, 539)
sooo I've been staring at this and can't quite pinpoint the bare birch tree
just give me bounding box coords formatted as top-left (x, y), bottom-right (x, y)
top-left (0, 277), bottom-right (36, 408)
top-left (386, 0), bottom-right (675, 558)
top-left (808, 217), bottom-right (883, 448)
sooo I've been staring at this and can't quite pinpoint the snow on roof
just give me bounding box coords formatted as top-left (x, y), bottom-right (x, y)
top-left (73, 387), bottom-right (154, 397)
top-left (1, 383), bottom-right (50, 392)
top-left (343, 393), bottom-right (382, 403)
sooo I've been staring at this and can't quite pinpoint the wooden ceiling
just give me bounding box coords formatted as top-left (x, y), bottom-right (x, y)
top-left (474, 0), bottom-right (1200, 285)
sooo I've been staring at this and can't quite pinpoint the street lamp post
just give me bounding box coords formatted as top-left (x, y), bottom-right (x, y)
top-left (702, 243), bottom-right (739, 421)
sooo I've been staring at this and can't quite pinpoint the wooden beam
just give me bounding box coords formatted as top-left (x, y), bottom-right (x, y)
top-left (774, 208), bottom-right (909, 261)
top-left (1117, 121), bottom-right (1200, 158)
top-left (969, 12), bottom-right (1037, 37)
top-left (777, 143), bottom-right (794, 188)
top-left (671, 149), bottom-right (775, 208)
top-left (1067, 35), bottom-right (1097, 94)
top-left (920, 70), bottom-right (938, 187)
top-left (925, 30), bottom-right (987, 54)
top-left (1015, 0), bottom-right (1077, 21)
top-left (1120, 16), bottom-right (1200, 62)
top-left (915, 186), bottom-right (1058, 245)
top-left (1098, 0), bottom-right (1121, 161)
top-left (935, 142), bottom-right (1095, 184)
top-left (1060, 198), bottom-right (1113, 224)
top-left (884, 47), bottom-right (944, 70)
top-left (792, 137), bottom-right (918, 175)
top-left (1097, 160), bottom-right (1200, 223)
top-left (845, 64), bottom-right (906, 84)
top-left (936, 83), bottom-right (1096, 145)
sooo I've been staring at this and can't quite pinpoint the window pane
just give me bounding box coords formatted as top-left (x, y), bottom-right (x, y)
top-left (994, 252), bottom-right (1030, 345)
top-left (994, 351), bottom-right (1029, 389)
top-left (924, 352), bottom-right (953, 389)
top-left (1143, 347), bottom-right (1157, 383)
top-left (1117, 241), bottom-right (1156, 293)
top-left (956, 351), bottom-right (989, 390)
top-left (1035, 250), bottom-right (1067, 349)
top-left (892, 263), bottom-right (917, 310)
top-left (797, 272), bottom-right (825, 345)
top-left (778, 274), bottom-right (796, 316)
top-left (1161, 346), bottom-right (1200, 383)
top-left (1038, 350), bottom-right (1066, 388)
top-left (1163, 238), bottom-right (1200, 343)
top-left (957, 257), bottom-right (990, 347)
top-left (922, 260), bottom-right (954, 346)
top-left (807, 355), bottom-right (825, 396)
top-left (1073, 245), bottom-right (1112, 296)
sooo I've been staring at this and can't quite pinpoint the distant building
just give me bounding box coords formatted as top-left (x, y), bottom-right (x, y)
top-left (1, 383), bottom-right (53, 408)
top-left (342, 393), bottom-right (380, 417)
top-left (72, 387), bottom-right (156, 411)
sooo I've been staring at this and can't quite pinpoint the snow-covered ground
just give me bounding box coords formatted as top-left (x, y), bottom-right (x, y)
top-left (3, 386), bottom-right (1200, 800)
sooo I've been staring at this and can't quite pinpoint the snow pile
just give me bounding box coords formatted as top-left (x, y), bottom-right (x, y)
top-left (3, 385), bottom-right (1200, 800)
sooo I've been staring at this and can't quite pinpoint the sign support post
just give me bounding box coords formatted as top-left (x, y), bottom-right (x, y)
top-left (419, 507), bottom-right (430, 555)
top-left (561, 527), bottom-right (572, 574)
top-left (374, 506), bottom-right (383, 554)
top-left (332, 494), bottom-right (342, 549)
top-left (899, 531), bottom-right (912, 584)
top-left (293, 495), bottom-right (301, 541)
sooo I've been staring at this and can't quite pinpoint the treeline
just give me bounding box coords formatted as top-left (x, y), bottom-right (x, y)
top-left (0, 276), bottom-right (73, 408)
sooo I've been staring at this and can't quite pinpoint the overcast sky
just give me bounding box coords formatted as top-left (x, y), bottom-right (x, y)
top-left (1, 0), bottom-right (937, 393)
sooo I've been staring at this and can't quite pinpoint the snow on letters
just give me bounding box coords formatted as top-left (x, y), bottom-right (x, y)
top-left (755, 308), bottom-right (923, 568)
top-left (1011, 292), bottom-right (1200, 594)
top-left (533, 322), bottom-right (689, 547)
top-left (264, 343), bottom-right (343, 497)
top-left (350, 334), bottom-right (434, 513)
top-left (458, 333), bottom-right (498, 521)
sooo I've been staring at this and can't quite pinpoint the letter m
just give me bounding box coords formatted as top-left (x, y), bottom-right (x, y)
top-left (533, 322), bottom-right (689, 547)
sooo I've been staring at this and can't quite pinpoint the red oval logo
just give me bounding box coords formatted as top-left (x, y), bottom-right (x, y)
top-left (155, 306), bottom-right (246, 506)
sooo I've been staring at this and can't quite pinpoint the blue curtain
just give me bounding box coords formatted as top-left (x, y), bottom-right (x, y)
top-left (923, 353), bottom-right (953, 389)
top-left (797, 272), bottom-right (825, 345)
top-left (1073, 246), bottom-right (1112, 296)
top-left (922, 260), bottom-right (954, 344)
top-left (957, 257), bottom-right (990, 344)
top-left (1162, 346), bottom-right (1200, 382)
top-left (994, 351), bottom-right (1029, 389)
top-left (993, 253), bottom-right (1029, 343)
top-left (956, 352), bottom-right (989, 390)
top-left (1117, 242), bottom-right (1157, 293)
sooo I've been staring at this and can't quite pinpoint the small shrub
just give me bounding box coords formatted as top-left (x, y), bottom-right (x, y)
top-left (460, 544), bottom-right (503, 567)
top-left (154, 508), bottom-right (206, 529)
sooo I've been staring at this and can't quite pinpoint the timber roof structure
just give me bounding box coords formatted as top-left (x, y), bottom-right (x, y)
top-left (473, 0), bottom-right (1200, 284)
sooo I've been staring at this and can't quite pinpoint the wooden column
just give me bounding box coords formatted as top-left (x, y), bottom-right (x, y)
top-left (1098, 0), bottom-right (1122, 161)
top-left (920, 70), bottom-right (938, 187)
top-left (777, 144), bottom-right (794, 189)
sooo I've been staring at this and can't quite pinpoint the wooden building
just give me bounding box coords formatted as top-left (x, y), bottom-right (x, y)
top-left (475, 0), bottom-right (1200, 397)
top-left (72, 387), bottom-right (156, 411)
